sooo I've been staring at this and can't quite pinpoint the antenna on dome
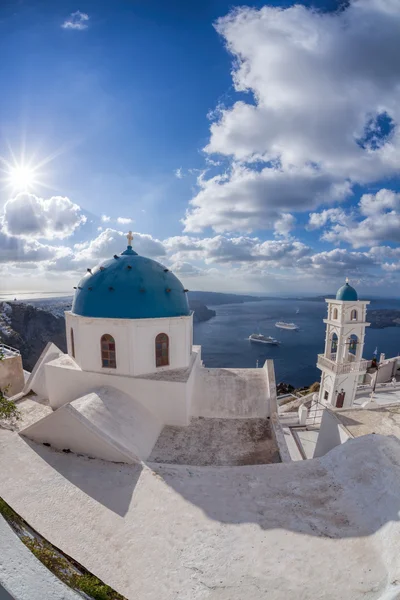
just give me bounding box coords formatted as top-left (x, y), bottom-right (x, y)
top-left (127, 231), bottom-right (133, 247)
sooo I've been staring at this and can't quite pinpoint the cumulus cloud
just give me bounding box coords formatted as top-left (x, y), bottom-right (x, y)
top-left (165, 234), bottom-right (311, 267)
top-left (0, 230), bottom-right (65, 264)
top-left (174, 168), bottom-right (184, 179)
top-left (274, 213), bottom-right (296, 237)
top-left (101, 215), bottom-right (111, 222)
top-left (184, 165), bottom-right (349, 233)
top-left (116, 217), bottom-right (134, 224)
top-left (62, 10), bottom-right (89, 30)
top-left (76, 228), bottom-right (166, 264)
top-left (315, 189), bottom-right (400, 247)
top-left (1, 193), bottom-right (86, 240)
top-left (169, 261), bottom-right (205, 277)
top-left (184, 1), bottom-right (400, 233)
top-left (307, 208), bottom-right (350, 231)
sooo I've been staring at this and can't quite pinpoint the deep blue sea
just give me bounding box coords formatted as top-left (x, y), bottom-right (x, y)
top-left (194, 298), bottom-right (400, 388)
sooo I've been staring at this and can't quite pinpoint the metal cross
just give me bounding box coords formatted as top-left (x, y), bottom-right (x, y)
top-left (127, 231), bottom-right (133, 246)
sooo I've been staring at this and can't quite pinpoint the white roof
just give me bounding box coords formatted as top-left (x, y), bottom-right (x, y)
top-left (0, 426), bottom-right (399, 599)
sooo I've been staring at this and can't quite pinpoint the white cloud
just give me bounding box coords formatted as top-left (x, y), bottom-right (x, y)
top-left (1, 193), bottom-right (86, 240)
top-left (169, 262), bottom-right (205, 277)
top-left (184, 1), bottom-right (400, 233)
top-left (116, 217), bottom-right (134, 225)
top-left (101, 215), bottom-right (111, 222)
top-left (76, 228), bottom-right (166, 264)
top-left (62, 10), bottom-right (89, 30)
top-left (274, 213), bottom-right (296, 237)
top-left (316, 189), bottom-right (400, 247)
top-left (307, 208), bottom-right (350, 230)
top-left (174, 168), bottom-right (184, 179)
top-left (0, 230), bottom-right (67, 264)
top-left (184, 164), bottom-right (349, 233)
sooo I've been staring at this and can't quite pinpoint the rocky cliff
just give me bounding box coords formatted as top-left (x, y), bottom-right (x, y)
top-left (0, 298), bottom-right (216, 371)
top-left (0, 302), bottom-right (67, 371)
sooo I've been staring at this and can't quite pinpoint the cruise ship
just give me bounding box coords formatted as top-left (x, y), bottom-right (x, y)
top-left (249, 333), bottom-right (280, 345)
top-left (275, 321), bottom-right (299, 331)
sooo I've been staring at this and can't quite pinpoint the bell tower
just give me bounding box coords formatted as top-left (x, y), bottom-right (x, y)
top-left (317, 279), bottom-right (370, 409)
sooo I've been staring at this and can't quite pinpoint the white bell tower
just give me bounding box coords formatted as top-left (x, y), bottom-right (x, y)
top-left (317, 279), bottom-right (370, 409)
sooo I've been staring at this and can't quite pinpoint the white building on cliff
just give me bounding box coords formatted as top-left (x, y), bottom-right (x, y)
top-left (20, 233), bottom-right (275, 464)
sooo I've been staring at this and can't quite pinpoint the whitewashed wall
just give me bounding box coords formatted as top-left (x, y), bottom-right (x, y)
top-left (44, 351), bottom-right (201, 425)
top-left (65, 312), bottom-right (193, 377)
top-left (313, 409), bottom-right (352, 457)
top-left (191, 367), bottom-right (270, 418)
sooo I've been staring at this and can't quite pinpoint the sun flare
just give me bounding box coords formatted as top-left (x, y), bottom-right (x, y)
top-left (8, 165), bottom-right (36, 192)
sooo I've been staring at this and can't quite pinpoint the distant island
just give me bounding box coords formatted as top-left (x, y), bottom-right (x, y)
top-left (368, 309), bottom-right (400, 329)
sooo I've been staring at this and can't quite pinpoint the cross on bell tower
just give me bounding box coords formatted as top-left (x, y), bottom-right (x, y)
top-left (317, 279), bottom-right (370, 409)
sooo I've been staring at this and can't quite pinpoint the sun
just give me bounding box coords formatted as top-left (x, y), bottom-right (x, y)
top-left (8, 165), bottom-right (36, 192)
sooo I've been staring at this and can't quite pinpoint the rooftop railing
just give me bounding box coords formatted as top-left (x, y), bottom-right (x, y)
top-left (0, 343), bottom-right (21, 357)
top-left (317, 354), bottom-right (369, 375)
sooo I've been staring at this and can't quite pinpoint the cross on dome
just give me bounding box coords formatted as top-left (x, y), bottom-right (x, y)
top-left (345, 276), bottom-right (349, 283)
top-left (127, 231), bottom-right (133, 246)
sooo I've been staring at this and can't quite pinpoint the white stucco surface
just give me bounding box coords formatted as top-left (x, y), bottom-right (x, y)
top-left (20, 386), bottom-right (163, 462)
top-left (43, 350), bottom-right (201, 425)
top-left (0, 514), bottom-right (80, 600)
top-left (314, 409), bottom-right (352, 457)
top-left (24, 342), bottom-right (64, 398)
top-left (0, 428), bottom-right (399, 600)
top-left (192, 367), bottom-right (269, 418)
top-left (66, 311), bottom-right (193, 377)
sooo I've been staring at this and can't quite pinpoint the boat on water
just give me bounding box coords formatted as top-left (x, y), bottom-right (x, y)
top-left (249, 333), bottom-right (280, 345)
top-left (275, 321), bottom-right (299, 331)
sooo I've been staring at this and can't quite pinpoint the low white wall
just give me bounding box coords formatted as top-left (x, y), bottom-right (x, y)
top-left (45, 359), bottom-right (192, 426)
top-left (0, 354), bottom-right (24, 397)
top-left (191, 366), bottom-right (269, 418)
top-left (313, 409), bottom-right (352, 457)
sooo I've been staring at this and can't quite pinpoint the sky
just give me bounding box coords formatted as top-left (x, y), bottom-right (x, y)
top-left (1, 0), bottom-right (400, 296)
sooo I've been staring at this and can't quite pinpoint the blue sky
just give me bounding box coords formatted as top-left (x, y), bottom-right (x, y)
top-left (1, 0), bottom-right (400, 296)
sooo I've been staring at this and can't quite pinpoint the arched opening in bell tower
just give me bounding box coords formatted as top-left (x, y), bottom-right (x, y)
top-left (330, 333), bottom-right (338, 359)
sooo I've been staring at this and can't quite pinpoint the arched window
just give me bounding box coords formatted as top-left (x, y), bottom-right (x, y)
top-left (351, 309), bottom-right (358, 321)
top-left (101, 334), bottom-right (116, 368)
top-left (348, 334), bottom-right (358, 356)
top-left (70, 328), bottom-right (75, 358)
top-left (330, 333), bottom-right (338, 355)
top-left (155, 333), bottom-right (169, 367)
top-left (333, 308), bottom-right (338, 320)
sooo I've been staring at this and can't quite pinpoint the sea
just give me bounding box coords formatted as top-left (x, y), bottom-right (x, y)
top-left (194, 297), bottom-right (400, 388)
top-left (1, 293), bottom-right (399, 389)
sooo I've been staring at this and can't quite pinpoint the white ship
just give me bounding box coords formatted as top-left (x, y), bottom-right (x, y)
top-left (249, 333), bottom-right (280, 345)
top-left (275, 321), bottom-right (299, 331)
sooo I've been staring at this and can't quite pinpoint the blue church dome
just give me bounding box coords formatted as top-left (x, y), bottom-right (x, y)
top-left (336, 279), bottom-right (358, 301)
top-left (72, 239), bottom-right (190, 320)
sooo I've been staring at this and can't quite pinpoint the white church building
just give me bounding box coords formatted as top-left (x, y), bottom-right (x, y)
top-left (20, 234), bottom-right (272, 464)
